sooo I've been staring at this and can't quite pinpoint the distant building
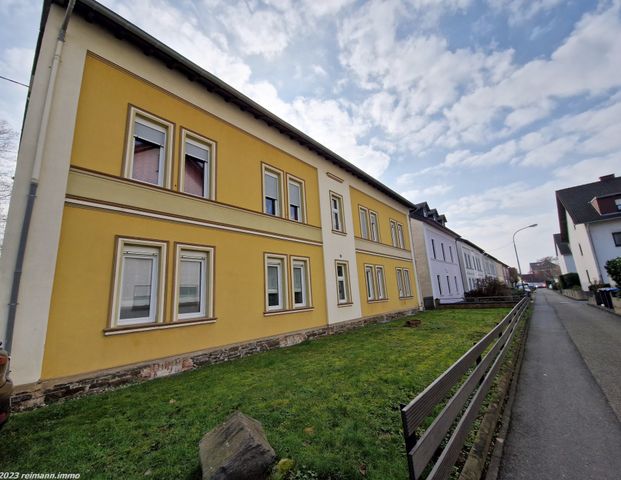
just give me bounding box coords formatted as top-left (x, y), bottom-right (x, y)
top-left (409, 203), bottom-right (465, 306)
top-left (555, 173), bottom-right (621, 289)
top-left (529, 258), bottom-right (561, 281)
top-left (456, 239), bottom-right (487, 292)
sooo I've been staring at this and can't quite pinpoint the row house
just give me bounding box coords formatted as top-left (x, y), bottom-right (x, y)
top-left (0, 0), bottom-right (419, 401)
top-left (409, 203), bottom-right (465, 306)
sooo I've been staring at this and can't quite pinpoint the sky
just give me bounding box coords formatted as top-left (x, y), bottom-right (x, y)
top-left (0, 0), bottom-right (620, 271)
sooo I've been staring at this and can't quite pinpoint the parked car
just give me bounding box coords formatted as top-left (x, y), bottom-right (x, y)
top-left (0, 347), bottom-right (12, 430)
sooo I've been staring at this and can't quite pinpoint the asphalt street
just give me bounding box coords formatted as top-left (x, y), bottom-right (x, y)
top-left (498, 289), bottom-right (621, 480)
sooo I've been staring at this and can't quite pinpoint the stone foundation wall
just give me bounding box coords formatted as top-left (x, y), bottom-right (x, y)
top-left (12, 308), bottom-right (417, 411)
top-left (560, 289), bottom-right (588, 301)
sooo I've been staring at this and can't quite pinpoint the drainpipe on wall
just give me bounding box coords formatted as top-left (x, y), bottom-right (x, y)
top-left (4, 0), bottom-right (76, 353)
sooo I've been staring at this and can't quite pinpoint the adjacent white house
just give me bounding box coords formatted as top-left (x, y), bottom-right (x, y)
top-left (555, 174), bottom-right (621, 289)
top-left (456, 239), bottom-right (487, 292)
top-left (409, 203), bottom-right (465, 306)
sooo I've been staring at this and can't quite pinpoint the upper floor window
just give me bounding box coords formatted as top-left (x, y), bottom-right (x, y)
top-left (449, 245), bottom-right (454, 263)
top-left (431, 238), bottom-right (437, 259)
top-left (125, 109), bottom-right (172, 187)
top-left (287, 176), bottom-right (305, 222)
top-left (330, 192), bottom-right (345, 233)
top-left (369, 211), bottom-right (379, 242)
top-left (263, 166), bottom-right (283, 217)
top-left (613, 232), bottom-right (621, 247)
top-left (181, 130), bottom-right (216, 200)
top-left (390, 220), bottom-right (397, 247)
top-left (359, 207), bottom-right (369, 239)
top-left (397, 223), bottom-right (405, 249)
top-left (616, 199), bottom-right (621, 211)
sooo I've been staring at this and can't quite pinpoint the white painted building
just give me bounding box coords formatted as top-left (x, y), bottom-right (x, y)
top-left (456, 239), bottom-right (487, 292)
top-left (555, 174), bottom-right (621, 289)
top-left (553, 233), bottom-right (577, 275)
top-left (409, 204), bottom-right (465, 305)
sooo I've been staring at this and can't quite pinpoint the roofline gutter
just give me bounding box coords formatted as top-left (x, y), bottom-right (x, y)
top-left (4, 0), bottom-right (76, 353)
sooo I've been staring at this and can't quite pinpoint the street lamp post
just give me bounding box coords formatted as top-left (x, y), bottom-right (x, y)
top-left (513, 224), bottom-right (538, 279)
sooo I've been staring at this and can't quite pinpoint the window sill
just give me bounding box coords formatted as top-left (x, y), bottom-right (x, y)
top-left (104, 317), bottom-right (217, 335)
top-left (331, 229), bottom-right (347, 236)
top-left (367, 298), bottom-right (389, 303)
top-left (399, 295), bottom-right (415, 300)
top-left (264, 307), bottom-right (314, 316)
top-left (337, 301), bottom-right (354, 307)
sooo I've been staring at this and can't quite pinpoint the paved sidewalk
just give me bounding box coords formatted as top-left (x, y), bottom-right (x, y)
top-left (498, 289), bottom-right (621, 480)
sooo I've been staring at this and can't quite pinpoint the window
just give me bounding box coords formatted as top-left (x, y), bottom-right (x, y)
top-left (181, 131), bottom-right (215, 199)
top-left (359, 207), bottom-right (369, 239)
top-left (125, 109), bottom-right (172, 187)
top-left (263, 167), bottom-right (283, 216)
top-left (454, 276), bottom-right (459, 292)
top-left (376, 266), bottom-right (386, 300)
top-left (396, 268), bottom-right (412, 298)
top-left (586, 269), bottom-right (591, 283)
top-left (335, 261), bottom-right (351, 305)
top-left (579, 243), bottom-right (584, 255)
top-left (291, 258), bottom-right (310, 308)
top-left (441, 243), bottom-right (446, 261)
top-left (287, 176), bottom-right (305, 222)
top-left (396, 269), bottom-right (404, 297)
top-left (390, 220), bottom-right (397, 247)
top-left (330, 192), bottom-right (345, 232)
top-left (437, 274), bottom-right (442, 295)
top-left (449, 246), bottom-right (454, 263)
top-left (616, 199), bottom-right (621, 211)
top-left (614, 232), bottom-right (621, 247)
top-left (266, 256), bottom-right (287, 311)
top-left (369, 211), bottom-right (379, 242)
top-left (447, 275), bottom-right (451, 294)
top-left (402, 269), bottom-right (412, 297)
top-left (431, 239), bottom-right (437, 259)
top-left (175, 246), bottom-right (213, 320)
top-left (365, 265), bottom-right (376, 300)
top-left (112, 239), bottom-right (166, 326)
top-left (397, 223), bottom-right (405, 248)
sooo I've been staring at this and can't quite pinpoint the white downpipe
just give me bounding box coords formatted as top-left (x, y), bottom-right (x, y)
top-left (32, 0), bottom-right (76, 181)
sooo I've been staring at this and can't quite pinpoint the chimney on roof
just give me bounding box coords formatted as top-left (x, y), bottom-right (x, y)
top-left (599, 174), bottom-right (615, 182)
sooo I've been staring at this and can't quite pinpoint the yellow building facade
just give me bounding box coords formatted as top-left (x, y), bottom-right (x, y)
top-left (0, 1), bottom-right (420, 400)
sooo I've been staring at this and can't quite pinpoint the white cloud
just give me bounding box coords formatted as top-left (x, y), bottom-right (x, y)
top-left (487, 0), bottom-right (564, 24)
top-left (401, 184), bottom-right (454, 203)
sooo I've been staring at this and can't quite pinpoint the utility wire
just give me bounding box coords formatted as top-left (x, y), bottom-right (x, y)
top-left (0, 75), bottom-right (29, 88)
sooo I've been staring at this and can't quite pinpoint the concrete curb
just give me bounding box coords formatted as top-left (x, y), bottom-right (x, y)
top-left (457, 303), bottom-right (531, 480)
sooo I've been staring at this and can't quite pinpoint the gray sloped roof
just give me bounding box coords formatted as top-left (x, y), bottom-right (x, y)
top-left (553, 233), bottom-right (572, 256)
top-left (556, 175), bottom-right (621, 225)
top-left (43, 0), bottom-right (416, 210)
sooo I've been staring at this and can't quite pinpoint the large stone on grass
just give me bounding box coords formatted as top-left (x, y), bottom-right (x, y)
top-left (199, 411), bottom-right (276, 480)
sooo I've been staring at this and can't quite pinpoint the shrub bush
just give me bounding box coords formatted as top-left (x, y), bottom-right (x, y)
top-left (464, 277), bottom-right (512, 298)
top-left (558, 272), bottom-right (580, 289)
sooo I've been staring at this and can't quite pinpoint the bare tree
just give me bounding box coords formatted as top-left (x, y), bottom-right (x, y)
top-left (0, 120), bottom-right (18, 244)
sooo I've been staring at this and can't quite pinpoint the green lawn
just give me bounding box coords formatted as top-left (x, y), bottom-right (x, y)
top-left (1, 308), bottom-right (509, 480)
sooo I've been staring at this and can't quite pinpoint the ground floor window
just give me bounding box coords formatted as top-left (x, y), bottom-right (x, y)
top-left (175, 245), bottom-right (214, 321)
top-left (291, 258), bottom-right (311, 308)
top-left (113, 239), bottom-right (166, 327)
top-left (335, 261), bottom-right (352, 305)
